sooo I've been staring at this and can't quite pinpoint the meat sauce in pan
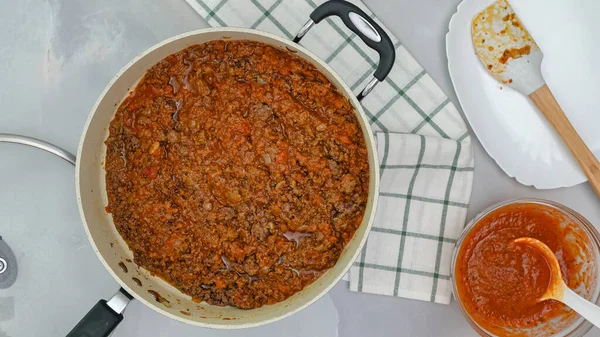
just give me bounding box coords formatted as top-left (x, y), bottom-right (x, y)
top-left (104, 40), bottom-right (369, 309)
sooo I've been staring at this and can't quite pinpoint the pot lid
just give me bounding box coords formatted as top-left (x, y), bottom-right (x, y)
top-left (0, 146), bottom-right (117, 337)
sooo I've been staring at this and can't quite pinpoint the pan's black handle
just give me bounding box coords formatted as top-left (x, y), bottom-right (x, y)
top-left (66, 288), bottom-right (133, 337)
top-left (293, 0), bottom-right (396, 100)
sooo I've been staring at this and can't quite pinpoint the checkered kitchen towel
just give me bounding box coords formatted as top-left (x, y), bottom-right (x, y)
top-left (185, 0), bottom-right (474, 304)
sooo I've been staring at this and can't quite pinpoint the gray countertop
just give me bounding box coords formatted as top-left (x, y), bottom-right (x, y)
top-left (1, 0), bottom-right (599, 336)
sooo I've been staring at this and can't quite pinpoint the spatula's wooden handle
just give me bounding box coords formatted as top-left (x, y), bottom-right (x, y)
top-left (530, 85), bottom-right (600, 195)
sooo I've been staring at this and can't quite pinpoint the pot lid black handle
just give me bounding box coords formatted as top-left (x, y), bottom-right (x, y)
top-left (0, 236), bottom-right (18, 289)
top-left (293, 0), bottom-right (396, 100)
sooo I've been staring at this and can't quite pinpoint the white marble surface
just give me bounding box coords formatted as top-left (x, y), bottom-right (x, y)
top-left (0, 0), bottom-right (599, 336)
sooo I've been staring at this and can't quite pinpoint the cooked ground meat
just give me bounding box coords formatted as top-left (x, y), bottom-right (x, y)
top-left (104, 40), bottom-right (369, 309)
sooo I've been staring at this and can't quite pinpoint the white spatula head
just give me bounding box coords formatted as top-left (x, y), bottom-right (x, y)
top-left (472, 0), bottom-right (545, 95)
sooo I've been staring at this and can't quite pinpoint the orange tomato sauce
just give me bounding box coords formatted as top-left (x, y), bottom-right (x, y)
top-left (455, 203), bottom-right (594, 335)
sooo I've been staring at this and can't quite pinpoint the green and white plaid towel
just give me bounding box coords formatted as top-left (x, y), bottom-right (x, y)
top-left (185, 0), bottom-right (474, 304)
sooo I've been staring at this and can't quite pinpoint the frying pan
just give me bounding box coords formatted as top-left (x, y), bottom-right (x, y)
top-left (0, 1), bottom-right (395, 335)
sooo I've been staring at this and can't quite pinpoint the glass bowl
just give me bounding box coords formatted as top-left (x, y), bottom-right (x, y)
top-left (451, 199), bottom-right (600, 337)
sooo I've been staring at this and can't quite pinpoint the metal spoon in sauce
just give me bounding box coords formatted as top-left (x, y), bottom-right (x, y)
top-left (514, 237), bottom-right (600, 328)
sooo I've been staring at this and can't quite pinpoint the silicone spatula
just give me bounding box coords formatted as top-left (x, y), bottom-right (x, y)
top-left (472, 0), bottom-right (600, 196)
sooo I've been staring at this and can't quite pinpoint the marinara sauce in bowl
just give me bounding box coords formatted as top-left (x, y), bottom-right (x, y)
top-left (452, 199), bottom-right (600, 337)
